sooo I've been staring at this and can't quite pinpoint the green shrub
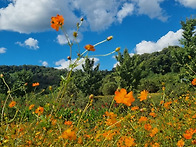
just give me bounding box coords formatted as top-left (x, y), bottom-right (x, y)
top-left (102, 82), bottom-right (118, 96)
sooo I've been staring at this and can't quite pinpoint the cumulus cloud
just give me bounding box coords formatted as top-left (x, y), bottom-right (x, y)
top-left (0, 47), bottom-right (6, 53)
top-left (135, 29), bottom-right (183, 54)
top-left (0, 0), bottom-right (78, 33)
top-left (175, 0), bottom-right (196, 9)
top-left (42, 61), bottom-right (49, 67)
top-left (117, 3), bottom-right (134, 23)
top-left (55, 58), bottom-right (99, 70)
top-left (133, 0), bottom-right (168, 21)
top-left (16, 37), bottom-right (39, 49)
top-left (0, 0), bottom-right (170, 33)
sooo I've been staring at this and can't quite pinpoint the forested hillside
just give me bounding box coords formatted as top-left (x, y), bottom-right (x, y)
top-left (0, 17), bottom-right (195, 97)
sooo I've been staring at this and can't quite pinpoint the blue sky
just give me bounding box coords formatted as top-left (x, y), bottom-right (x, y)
top-left (0, 0), bottom-right (195, 70)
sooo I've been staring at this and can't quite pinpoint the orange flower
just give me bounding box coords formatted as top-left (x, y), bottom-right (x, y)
top-left (131, 106), bottom-right (139, 111)
top-left (164, 101), bottom-right (172, 109)
top-left (152, 143), bottom-right (160, 147)
top-left (32, 82), bottom-right (39, 87)
top-left (64, 121), bottom-right (73, 125)
top-left (125, 136), bottom-right (135, 146)
top-left (150, 127), bottom-right (159, 137)
top-left (183, 128), bottom-right (195, 139)
top-left (84, 44), bottom-right (95, 51)
top-left (29, 104), bottom-right (35, 110)
top-left (149, 112), bottom-right (157, 117)
top-left (144, 124), bottom-right (152, 131)
top-left (114, 88), bottom-right (135, 106)
top-left (35, 106), bottom-right (44, 116)
top-left (139, 116), bottom-right (148, 123)
top-left (61, 128), bottom-right (77, 141)
top-left (51, 14), bottom-right (64, 31)
top-left (138, 90), bottom-right (148, 101)
top-left (9, 101), bottom-right (16, 108)
top-left (177, 139), bottom-right (184, 147)
top-left (51, 119), bottom-right (57, 126)
top-left (102, 130), bottom-right (116, 141)
top-left (191, 78), bottom-right (196, 86)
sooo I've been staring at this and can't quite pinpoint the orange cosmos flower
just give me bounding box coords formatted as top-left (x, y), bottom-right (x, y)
top-left (84, 44), bottom-right (95, 51)
top-left (138, 116), bottom-right (148, 123)
top-left (51, 14), bottom-right (64, 31)
top-left (32, 82), bottom-right (39, 87)
top-left (183, 128), bottom-right (195, 140)
top-left (35, 106), bottom-right (44, 116)
top-left (131, 106), bottom-right (139, 111)
top-left (144, 123), bottom-right (152, 131)
top-left (164, 101), bottom-right (172, 109)
top-left (149, 112), bottom-right (157, 117)
top-left (138, 90), bottom-right (148, 101)
top-left (152, 143), bottom-right (160, 147)
top-left (191, 78), bottom-right (196, 86)
top-left (29, 104), bottom-right (35, 110)
top-left (9, 101), bottom-right (16, 108)
top-left (177, 139), bottom-right (185, 147)
top-left (61, 128), bottom-right (77, 141)
top-left (64, 121), bottom-right (73, 125)
top-left (125, 136), bottom-right (136, 146)
top-left (114, 88), bottom-right (135, 106)
top-left (150, 127), bottom-right (159, 137)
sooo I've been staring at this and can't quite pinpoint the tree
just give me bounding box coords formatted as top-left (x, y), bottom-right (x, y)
top-left (180, 17), bottom-right (196, 48)
top-left (73, 58), bottom-right (103, 95)
top-left (115, 49), bottom-right (143, 90)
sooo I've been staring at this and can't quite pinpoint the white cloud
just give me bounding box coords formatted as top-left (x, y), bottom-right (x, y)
top-left (16, 37), bottom-right (39, 49)
top-left (176, 0), bottom-right (196, 9)
top-left (0, 0), bottom-right (172, 33)
top-left (57, 30), bottom-right (83, 45)
top-left (117, 3), bottom-right (134, 23)
top-left (0, 0), bottom-right (78, 33)
top-left (135, 29), bottom-right (183, 54)
top-left (55, 57), bottom-right (99, 70)
top-left (0, 47), bottom-right (6, 54)
top-left (133, 0), bottom-right (168, 21)
top-left (42, 61), bottom-right (49, 66)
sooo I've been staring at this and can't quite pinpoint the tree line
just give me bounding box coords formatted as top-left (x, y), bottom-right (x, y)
top-left (0, 17), bottom-right (195, 97)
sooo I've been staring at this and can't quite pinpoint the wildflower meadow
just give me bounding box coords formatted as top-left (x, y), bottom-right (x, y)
top-left (0, 14), bottom-right (196, 147)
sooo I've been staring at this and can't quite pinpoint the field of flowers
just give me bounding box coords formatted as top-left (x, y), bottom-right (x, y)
top-left (1, 73), bottom-right (196, 146)
top-left (0, 14), bottom-right (196, 147)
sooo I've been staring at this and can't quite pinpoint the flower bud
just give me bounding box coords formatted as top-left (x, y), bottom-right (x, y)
top-left (67, 56), bottom-right (71, 60)
top-left (0, 74), bottom-right (3, 78)
top-left (115, 47), bottom-right (120, 52)
top-left (49, 86), bottom-right (52, 91)
top-left (80, 17), bottom-right (84, 21)
top-left (73, 32), bottom-right (78, 37)
top-left (107, 36), bottom-right (113, 41)
top-left (89, 94), bottom-right (94, 99)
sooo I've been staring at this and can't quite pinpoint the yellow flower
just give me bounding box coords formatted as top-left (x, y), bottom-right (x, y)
top-left (61, 128), bottom-right (77, 141)
top-left (9, 101), bottom-right (16, 108)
